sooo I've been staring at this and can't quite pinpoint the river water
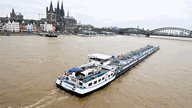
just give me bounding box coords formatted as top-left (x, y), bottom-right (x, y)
top-left (0, 35), bottom-right (192, 108)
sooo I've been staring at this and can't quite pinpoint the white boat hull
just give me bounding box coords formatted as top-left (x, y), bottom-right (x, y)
top-left (56, 76), bottom-right (116, 95)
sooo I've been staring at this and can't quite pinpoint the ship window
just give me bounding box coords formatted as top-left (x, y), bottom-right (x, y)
top-left (79, 82), bottom-right (83, 86)
top-left (94, 81), bottom-right (97, 84)
top-left (98, 79), bottom-right (101, 82)
top-left (89, 83), bottom-right (92, 86)
top-left (90, 58), bottom-right (101, 62)
top-left (111, 73), bottom-right (113, 76)
top-left (88, 72), bottom-right (92, 75)
top-left (102, 77), bottom-right (105, 80)
top-left (108, 75), bottom-right (110, 78)
top-left (104, 59), bottom-right (109, 62)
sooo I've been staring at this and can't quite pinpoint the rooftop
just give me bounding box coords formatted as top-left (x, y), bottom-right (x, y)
top-left (88, 53), bottom-right (111, 60)
top-left (81, 69), bottom-right (94, 75)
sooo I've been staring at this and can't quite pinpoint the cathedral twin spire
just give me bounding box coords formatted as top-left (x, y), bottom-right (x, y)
top-left (49, 0), bottom-right (65, 16)
top-left (49, 1), bottom-right (53, 11)
top-left (57, 0), bottom-right (60, 12)
top-left (61, 1), bottom-right (64, 16)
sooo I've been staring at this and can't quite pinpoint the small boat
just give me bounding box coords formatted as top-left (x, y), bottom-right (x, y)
top-left (46, 33), bottom-right (57, 37)
top-left (56, 44), bottom-right (159, 97)
top-left (100, 31), bottom-right (115, 36)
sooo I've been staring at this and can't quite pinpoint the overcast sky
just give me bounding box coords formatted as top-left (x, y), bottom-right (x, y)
top-left (0, 0), bottom-right (192, 29)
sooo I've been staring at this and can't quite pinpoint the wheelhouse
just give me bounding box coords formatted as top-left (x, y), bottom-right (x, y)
top-left (88, 53), bottom-right (112, 66)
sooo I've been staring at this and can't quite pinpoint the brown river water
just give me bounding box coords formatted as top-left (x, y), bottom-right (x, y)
top-left (0, 35), bottom-right (192, 108)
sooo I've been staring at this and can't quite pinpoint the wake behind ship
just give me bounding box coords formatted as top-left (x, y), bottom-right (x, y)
top-left (56, 44), bottom-right (160, 97)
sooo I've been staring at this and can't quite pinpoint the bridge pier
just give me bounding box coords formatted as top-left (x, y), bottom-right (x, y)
top-left (145, 34), bottom-right (150, 37)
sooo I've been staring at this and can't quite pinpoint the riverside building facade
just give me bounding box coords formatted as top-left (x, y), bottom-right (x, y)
top-left (0, 23), bottom-right (3, 32)
top-left (6, 21), bottom-right (19, 32)
top-left (40, 22), bottom-right (53, 32)
top-left (26, 24), bottom-right (33, 30)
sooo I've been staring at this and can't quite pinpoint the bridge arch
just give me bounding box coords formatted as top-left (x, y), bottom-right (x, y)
top-left (150, 27), bottom-right (192, 37)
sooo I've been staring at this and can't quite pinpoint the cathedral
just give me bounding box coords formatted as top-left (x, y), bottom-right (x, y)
top-left (46, 1), bottom-right (64, 23)
top-left (10, 9), bottom-right (16, 19)
top-left (46, 1), bottom-right (77, 31)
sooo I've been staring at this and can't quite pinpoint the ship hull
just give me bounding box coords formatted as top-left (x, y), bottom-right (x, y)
top-left (56, 76), bottom-right (116, 97)
top-left (116, 47), bottom-right (159, 78)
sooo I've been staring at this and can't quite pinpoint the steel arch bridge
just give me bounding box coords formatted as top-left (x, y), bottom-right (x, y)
top-left (120, 27), bottom-right (192, 38)
top-left (150, 27), bottom-right (192, 37)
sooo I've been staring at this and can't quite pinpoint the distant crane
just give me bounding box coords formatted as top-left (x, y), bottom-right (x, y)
top-left (24, 11), bottom-right (44, 20)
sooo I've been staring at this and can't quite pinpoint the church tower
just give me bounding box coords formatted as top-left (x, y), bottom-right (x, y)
top-left (49, 1), bottom-right (53, 12)
top-left (10, 8), bottom-right (16, 20)
top-left (46, 1), bottom-right (56, 23)
top-left (56, 0), bottom-right (61, 22)
top-left (60, 1), bottom-right (65, 17)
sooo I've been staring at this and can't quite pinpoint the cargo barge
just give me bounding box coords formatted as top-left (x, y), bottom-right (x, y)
top-left (56, 44), bottom-right (159, 97)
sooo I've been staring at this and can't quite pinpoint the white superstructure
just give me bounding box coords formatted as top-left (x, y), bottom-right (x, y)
top-left (88, 53), bottom-right (111, 66)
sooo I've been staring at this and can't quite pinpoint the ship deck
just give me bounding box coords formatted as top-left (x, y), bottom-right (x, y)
top-left (75, 66), bottom-right (110, 81)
